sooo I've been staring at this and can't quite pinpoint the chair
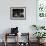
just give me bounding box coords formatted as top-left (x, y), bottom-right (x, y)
top-left (4, 27), bottom-right (19, 46)
top-left (4, 33), bottom-right (18, 46)
top-left (18, 33), bottom-right (30, 46)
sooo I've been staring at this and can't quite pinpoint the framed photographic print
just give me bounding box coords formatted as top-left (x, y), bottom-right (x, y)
top-left (10, 7), bottom-right (26, 20)
top-left (36, 0), bottom-right (46, 26)
top-left (37, 0), bottom-right (46, 19)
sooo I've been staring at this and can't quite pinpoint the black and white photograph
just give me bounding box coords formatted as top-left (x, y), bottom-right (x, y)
top-left (10, 7), bottom-right (26, 20)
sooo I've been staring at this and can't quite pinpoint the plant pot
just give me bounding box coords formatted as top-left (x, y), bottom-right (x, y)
top-left (37, 39), bottom-right (45, 44)
top-left (40, 38), bottom-right (45, 43)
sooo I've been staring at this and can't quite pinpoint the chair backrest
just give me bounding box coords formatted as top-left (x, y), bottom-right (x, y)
top-left (11, 27), bottom-right (18, 34)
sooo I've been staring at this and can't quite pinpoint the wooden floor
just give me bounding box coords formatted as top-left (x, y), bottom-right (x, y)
top-left (0, 42), bottom-right (46, 46)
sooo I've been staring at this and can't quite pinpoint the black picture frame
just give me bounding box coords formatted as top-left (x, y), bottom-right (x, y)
top-left (10, 7), bottom-right (26, 20)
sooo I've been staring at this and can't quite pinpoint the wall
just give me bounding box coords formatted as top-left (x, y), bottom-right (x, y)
top-left (0, 0), bottom-right (36, 42)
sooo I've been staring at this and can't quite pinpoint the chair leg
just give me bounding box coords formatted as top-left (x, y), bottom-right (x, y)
top-left (4, 33), bottom-right (7, 46)
top-left (4, 41), bottom-right (7, 46)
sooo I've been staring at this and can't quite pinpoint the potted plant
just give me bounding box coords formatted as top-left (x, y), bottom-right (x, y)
top-left (33, 32), bottom-right (46, 43)
top-left (32, 25), bottom-right (46, 43)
